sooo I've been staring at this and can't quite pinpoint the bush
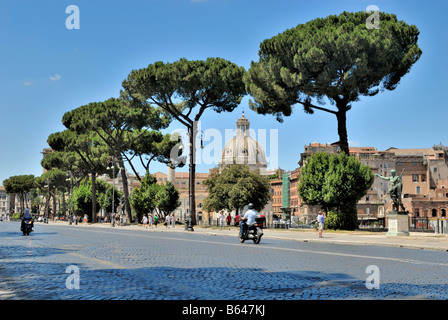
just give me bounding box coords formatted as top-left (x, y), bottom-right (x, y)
top-left (325, 205), bottom-right (358, 231)
top-left (324, 210), bottom-right (340, 230)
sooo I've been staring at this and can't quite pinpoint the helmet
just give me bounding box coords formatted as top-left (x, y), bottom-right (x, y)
top-left (248, 203), bottom-right (254, 209)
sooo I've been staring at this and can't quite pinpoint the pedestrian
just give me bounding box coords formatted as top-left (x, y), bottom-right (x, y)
top-left (165, 214), bottom-right (171, 228)
top-left (142, 214), bottom-right (148, 229)
top-left (318, 211), bottom-right (326, 238)
top-left (235, 213), bottom-right (240, 227)
top-left (219, 211), bottom-right (224, 231)
top-left (171, 213), bottom-right (176, 228)
top-left (226, 213), bottom-right (232, 227)
top-left (154, 214), bottom-right (158, 228)
top-left (149, 214), bottom-right (153, 228)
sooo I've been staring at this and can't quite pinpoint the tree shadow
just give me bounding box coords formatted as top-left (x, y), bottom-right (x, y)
top-left (0, 259), bottom-right (445, 300)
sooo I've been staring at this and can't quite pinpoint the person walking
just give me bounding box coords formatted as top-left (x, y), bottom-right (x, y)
top-left (154, 214), bottom-right (158, 228)
top-left (235, 213), bottom-right (240, 227)
top-left (148, 214), bottom-right (153, 228)
top-left (226, 213), bottom-right (232, 228)
top-left (165, 214), bottom-right (171, 228)
top-left (218, 211), bottom-right (224, 231)
top-left (171, 213), bottom-right (176, 228)
top-left (142, 214), bottom-right (148, 229)
top-left (318, 211), bottom-right (326, 238)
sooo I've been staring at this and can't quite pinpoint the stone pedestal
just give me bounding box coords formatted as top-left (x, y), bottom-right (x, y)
top-left (386, 211), bottom-right (409, 236)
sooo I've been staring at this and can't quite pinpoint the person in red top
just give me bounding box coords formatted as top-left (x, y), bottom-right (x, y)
top-left (235, 214), bottom-right (240, 227)
top-left (226, 213), bottom-right (232, 227)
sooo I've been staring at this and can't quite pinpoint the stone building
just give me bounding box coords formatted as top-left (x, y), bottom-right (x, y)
top-left (386, 146), bottom-right (448, 219)
top-left (219, 112), bottom-right (268, 173)
top-left (0, 186), bottom-right (11, 218)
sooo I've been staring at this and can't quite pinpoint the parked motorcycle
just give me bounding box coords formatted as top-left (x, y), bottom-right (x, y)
top-left (239, 214), bottom-right (265, 244)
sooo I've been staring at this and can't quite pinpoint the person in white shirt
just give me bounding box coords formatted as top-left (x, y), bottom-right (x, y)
top-left (240, 203), bottom-right (257, 236)
top-left (219, 211), bottom-right (224, 230)
top-left (165, 214), bottom-right (171, 228)
top-left (317, 211), bottom-right (326, 238)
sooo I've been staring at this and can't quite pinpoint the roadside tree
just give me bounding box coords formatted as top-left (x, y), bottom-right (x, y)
top-left (245, 11), bottom-right (422, 154)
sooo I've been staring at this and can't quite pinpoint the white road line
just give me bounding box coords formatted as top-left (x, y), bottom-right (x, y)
top-left (66, 227), bottom-right (448, 267)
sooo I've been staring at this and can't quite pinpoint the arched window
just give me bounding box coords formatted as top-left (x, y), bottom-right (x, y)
top-left (432, 209), bottom-right (437, 217)
top-left (441, 209), bottom-right (446, 217)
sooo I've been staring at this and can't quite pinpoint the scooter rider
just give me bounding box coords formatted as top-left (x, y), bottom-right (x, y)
top-left (240, 203), bottom-right (257, 237)
top-left (21, 208), bottom-right (34, 232)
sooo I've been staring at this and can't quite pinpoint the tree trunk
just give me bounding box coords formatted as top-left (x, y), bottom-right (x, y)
top-left (336, 108), bottom-right (350, 155)
top-left (118, 157), bottom-right (133, 223)
top-left (188, 124), bottom-right (197, 227)
top-left (91, 172), bottom-right (97, 223)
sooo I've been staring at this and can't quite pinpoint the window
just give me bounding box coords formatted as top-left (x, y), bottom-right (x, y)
top-left (442, 209), bottom-right (446, 218)
top-left (416, 186), bottom-right (421, 194)
top-left (412, 174), bottom-right (418, 182)
top-left (415, 209), bottom-right (420, 217)
top-left (432, 209), bottom-right (437, 217)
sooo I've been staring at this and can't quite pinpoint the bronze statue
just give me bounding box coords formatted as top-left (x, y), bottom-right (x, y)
top-left (375, 169), bottom-right (406, 212)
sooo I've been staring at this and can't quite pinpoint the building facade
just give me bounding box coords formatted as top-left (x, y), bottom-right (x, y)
top-left (0, 186), bottom-right (11, 218)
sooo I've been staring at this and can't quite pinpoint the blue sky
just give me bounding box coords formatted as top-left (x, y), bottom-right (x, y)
top-left (1, 0), bottom-right (447, 185)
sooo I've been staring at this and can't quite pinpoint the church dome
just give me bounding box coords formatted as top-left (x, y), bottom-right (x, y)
top-left (219, 112), bottom-right (267, 171)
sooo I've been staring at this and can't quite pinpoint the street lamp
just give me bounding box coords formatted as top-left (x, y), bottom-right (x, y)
top-left (44, 180), bottom-right (50, 224)
top-left (66, 173), bottom-right (73, 225)
top-left (107, 159), bottom-right (116, 227)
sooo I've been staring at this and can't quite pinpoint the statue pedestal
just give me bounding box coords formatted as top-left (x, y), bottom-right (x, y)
top-left (386, 211), bottom-right (409, 236)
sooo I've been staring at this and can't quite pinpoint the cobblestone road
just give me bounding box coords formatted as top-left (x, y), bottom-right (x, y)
top-left (0, 221), bottom-right (447, 300)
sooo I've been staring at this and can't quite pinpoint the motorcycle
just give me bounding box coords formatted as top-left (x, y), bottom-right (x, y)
top-left (21, 219), bottom-right (33, 236)
top-left (239, 214), bottom-right (265, 244)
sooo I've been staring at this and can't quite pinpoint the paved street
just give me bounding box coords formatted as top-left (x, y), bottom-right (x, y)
top-left (0, 221), bottom-right (447, 300)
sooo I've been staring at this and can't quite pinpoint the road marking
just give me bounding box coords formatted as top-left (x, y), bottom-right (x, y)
top-left (66, 252), bottom-right (127, 269)
top-left (69, 227), bottom-right (448, 268)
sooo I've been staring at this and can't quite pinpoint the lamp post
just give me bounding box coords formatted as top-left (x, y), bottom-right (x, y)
top-left (44, 180), bottom-right (50, 224)
top-left (107, 159), bottom-right (116, 227)
top-left (66, 172), bottom-right (74, 225)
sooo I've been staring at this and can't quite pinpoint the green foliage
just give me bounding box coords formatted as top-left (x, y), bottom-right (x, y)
top-left (3, 174), bottom-right (36, 214)
top-left (72, 178), bottom-right (122, 221)
top-left (156, 181), bottom-right (180, 218)
top-left (324, 210), bottom-right (340, 230)
top-left (122, 58), bottom-right (247, 120)
top-left (298, 152), bottom-right (374, 230)
top-left (245, 11), bottom-right (422, 154)
top-left (297, 152), bottom-right (330, 207)
top-left (203, 165), bottom-right (271, 214)
top-left (130, 172), bottom-right (180, 222)
top-left (122, 57), bottom-right (247, 224)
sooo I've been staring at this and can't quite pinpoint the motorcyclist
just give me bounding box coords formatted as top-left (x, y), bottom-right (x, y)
top-left (21, 208), bottom-right (34, 232)
top-left (240, 203), bottom-right (258, 237)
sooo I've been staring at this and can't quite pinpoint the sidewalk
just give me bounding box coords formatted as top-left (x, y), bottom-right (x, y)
top-left (188, 226), bottom-right (448, 252)
top-left (50, 220), bottom-right (448, 252)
